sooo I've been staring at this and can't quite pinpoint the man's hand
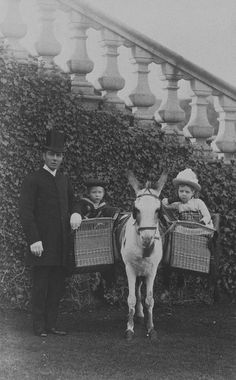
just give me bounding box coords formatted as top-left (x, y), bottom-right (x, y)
top-left (30, 241), bottom-right (43, 256)
top-left (70, 213), bottom-right (82, 230)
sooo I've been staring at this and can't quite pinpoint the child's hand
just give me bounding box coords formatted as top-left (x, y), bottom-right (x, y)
top-left (162, 198), bottom-right (169, 206)
top-left (200, 216), bottom-right (208, 225)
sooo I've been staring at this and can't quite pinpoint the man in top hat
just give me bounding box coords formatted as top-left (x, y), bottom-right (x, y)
top-left (19, 129), bottom-right (81, 337)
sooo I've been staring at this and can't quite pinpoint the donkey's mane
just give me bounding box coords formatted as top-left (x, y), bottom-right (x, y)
top-left (145, 181), bottom-right (152, 189)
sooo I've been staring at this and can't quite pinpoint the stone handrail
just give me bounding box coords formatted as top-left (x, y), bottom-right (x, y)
top-left (1, 0), bottom-right (236, 161)
top-left (62, 0), bottom-right (236, 102)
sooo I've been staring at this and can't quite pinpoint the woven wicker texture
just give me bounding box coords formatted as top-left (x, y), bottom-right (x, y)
top-left (170, 221), bottom-right (214, 273)
top-left (74, 218), bottom-right (114, 268)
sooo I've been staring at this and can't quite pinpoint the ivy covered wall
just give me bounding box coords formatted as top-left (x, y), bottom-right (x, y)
top-left (0, 55), bottom-right (235, 309)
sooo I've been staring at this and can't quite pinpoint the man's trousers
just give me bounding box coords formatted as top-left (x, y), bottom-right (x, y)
top-left (32, 266), bottom-right (66, 333)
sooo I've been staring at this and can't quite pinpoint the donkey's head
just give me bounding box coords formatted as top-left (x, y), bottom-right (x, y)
top-left (127, 171), bottom-right (167, 249)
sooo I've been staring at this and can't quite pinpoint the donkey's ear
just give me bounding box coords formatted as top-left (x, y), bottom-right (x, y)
top-left (155, 171), bottom-right (168, 196)
top-left (126, 170), bottom-right (141, 195)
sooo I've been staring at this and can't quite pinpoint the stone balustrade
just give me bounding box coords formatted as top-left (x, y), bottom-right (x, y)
top-left (98, 28), bottom-right (125, 108)
top-left (1, 0), bottom-right (236, 161)
top-left (0, 0), bottom-right (28, 61)
top-left (35, 0), bottom-right (62, 69)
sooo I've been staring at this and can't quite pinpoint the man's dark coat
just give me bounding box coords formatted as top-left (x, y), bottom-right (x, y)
top-left (19, 168), bottom-right (78, 267)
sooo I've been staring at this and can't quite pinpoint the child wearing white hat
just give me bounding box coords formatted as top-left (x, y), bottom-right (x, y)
top-left (162, 168), bottom-right (213, 227)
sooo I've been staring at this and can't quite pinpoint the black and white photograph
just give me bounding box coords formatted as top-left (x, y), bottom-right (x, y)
top-left (0, 0), bottom-right (235, 379)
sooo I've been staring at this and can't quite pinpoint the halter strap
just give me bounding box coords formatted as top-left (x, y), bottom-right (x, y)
top-left (138, 226), bottom-right (157, 232)
top-left (137, 224), bottom-right (160, 240)
top-left (136, 191), bottom-right (159, 200)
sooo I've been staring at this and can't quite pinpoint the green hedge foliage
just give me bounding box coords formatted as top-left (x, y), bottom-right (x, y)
top-left (0, 54), bottom-right (236, 309)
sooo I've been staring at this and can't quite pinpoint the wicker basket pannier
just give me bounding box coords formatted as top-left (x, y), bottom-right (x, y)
top-left (169, 221), bottom-right (215, 273)
top-left (74, 217), bottom-right (114, 270)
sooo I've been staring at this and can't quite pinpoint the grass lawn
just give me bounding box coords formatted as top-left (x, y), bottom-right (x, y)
top-left (0, 302), bottom-right (235, 380)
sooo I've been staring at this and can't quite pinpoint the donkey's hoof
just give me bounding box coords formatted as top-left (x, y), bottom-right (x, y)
top-left (125, 330), bottom-right (134, 341)
top-left (147, 328), bottom-right (157, 341)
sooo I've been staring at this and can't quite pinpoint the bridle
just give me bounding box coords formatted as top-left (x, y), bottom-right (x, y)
top-left (136, 189), bottom-right (159, 200)
top-left (135, 190), bottom-right (160, 233)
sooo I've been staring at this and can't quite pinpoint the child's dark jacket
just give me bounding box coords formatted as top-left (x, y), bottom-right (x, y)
top-left (76, 197), bottom-right (118, 219)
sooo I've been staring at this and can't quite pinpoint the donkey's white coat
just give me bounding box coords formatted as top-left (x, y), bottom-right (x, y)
top-left (121, 172), bottom-right (167, 339)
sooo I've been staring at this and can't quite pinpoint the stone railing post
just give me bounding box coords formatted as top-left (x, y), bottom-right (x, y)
top-left (98, 29), bottom-right (125, 109)
top-left (212, 95), bottom-right (236, 162)
top-left (67, 11), bottom-right (95, 96)
top-left (128, 46), bottom-right (156, 123)
top-left (155, 62), bottom-right (185, 133)
top-left (0, 30), bottom-right (5, 48)
top-left (35, 0), bottom-right (61, 69)
top-left (0, 0), bottom-right (28, 62)
top-left (183, 80), bottom-right (214, 148)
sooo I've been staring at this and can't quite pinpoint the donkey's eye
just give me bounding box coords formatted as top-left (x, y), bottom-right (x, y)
top-left (132, 207), bottom-right (140, 219)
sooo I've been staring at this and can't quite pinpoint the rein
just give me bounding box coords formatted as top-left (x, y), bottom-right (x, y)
top-left (161, 220), bottom-right (178, 237)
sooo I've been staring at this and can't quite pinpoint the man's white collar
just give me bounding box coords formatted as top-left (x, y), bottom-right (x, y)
top-left (43, 164), bottom-right (57, 177)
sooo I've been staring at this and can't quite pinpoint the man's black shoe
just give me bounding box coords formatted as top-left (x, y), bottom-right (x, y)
top-left (34, 330), bottom-right (48, 337)
top-left (46, 328), bottom-right (67, 336)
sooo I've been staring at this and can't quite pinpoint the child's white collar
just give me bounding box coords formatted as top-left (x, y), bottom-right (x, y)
top-left (82, 197), bottom-right (106, 209)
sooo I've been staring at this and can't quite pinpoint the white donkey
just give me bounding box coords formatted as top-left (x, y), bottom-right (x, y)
top-left (121, 171), bottom-right (167, 340)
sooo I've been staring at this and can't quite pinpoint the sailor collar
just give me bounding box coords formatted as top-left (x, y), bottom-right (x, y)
top-left (81, 197), bottom-right (106, 209)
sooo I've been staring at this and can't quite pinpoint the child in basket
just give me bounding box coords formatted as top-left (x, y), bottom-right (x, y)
top-left (76, 178), bottom-right (119, 296)
top-left (162, 168), bottom-right (213, 227)
top-left (77, 178), bottom-right (118, 219)
top-left (161, 168), bottom-right (214, 302)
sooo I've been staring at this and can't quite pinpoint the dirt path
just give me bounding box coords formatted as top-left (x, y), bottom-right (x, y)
top-left (0, 303), bottom-right (235, 380)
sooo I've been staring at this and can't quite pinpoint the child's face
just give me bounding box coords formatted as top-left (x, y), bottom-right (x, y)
top-left (178, 185), bottom-right (195, 203)
top-left (88, 186), bottom-right (105, 204)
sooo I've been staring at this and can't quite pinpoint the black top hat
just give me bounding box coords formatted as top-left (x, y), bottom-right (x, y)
top-left (85, 178), bottom-right (108, 189)
top-left (43, 129), bottom-right (65, 153)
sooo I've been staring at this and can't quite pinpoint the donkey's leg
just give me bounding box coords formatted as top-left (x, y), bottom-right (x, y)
top-left (136, 278), bottom-right (144, 321)
top-left (145, 274), bottom-right (157, 340)
top-left (125, 265), bottom-right (136, 340)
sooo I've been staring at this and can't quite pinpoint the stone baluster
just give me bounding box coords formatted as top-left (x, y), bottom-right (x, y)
top-left (212, 95), bottom-right (236, 162)
top-left (128, 46), bottom-right (156, 123)
top-left (0, 0), bottom-right (28, 61)
top-left (155, 62), bottom-right (185, 133)
top-left (98, 29), bottom-right (125, 109)
top-left (35, 0), bottom-right (61, 69)
top-left (67, 11), bottom-right (95, 96)
top-left (183, 80), bottom-right (214, 149)
top-left (0, 30), bottom-right (5, 48)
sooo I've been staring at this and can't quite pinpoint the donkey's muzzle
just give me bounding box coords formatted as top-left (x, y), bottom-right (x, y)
top-left (138, 227), bottom-right (157, 248)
